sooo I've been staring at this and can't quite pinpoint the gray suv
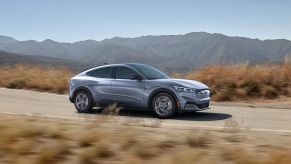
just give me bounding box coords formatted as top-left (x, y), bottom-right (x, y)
top-left (69, 63), bottom-right (211, 118)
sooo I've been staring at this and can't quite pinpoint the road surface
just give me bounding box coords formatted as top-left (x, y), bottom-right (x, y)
top-left (1, 88), bottom-right (291, 133)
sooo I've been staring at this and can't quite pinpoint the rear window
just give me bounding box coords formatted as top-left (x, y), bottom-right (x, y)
top-left (86, 67), bottom-right (112, 78)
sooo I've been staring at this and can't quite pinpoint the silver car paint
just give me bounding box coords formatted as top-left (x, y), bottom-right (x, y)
top-left (69, 64), bottom-right (211, 111)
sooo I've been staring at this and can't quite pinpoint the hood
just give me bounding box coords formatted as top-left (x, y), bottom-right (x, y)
top-left (153, 78), bottom-right (209, 90)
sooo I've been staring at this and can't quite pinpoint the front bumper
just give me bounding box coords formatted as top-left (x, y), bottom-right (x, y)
top-left (183, 102), bottom-right (211, 111)
top-left (176, 90), bottom-right (211, 111)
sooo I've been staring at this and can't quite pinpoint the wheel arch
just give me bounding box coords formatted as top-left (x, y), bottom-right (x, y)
top-left (72, 86), bottom-right (94, 103)
top-left (147, 88), bottom-right (180, 110)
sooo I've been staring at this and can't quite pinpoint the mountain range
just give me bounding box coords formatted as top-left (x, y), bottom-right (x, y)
top-left (1, 32), bottom-right (291, 72)
top-left (0, 50), bottom-right (94, 71)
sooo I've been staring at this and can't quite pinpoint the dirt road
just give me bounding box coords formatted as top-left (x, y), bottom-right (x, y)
top-left (1, 88), bottom-right (291, 133)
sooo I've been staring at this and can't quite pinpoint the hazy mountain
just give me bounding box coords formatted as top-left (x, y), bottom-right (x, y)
top-left (81, 43), bottom-right (166, 67)
top-left (0, 35), bottom-right (17, 44)
top-left (1, 32), bottom-right (291, 72)
top-left (0, 50), bottom-right (95, 71)
top-left (102, 33), bottom-right (291, 69)
top-left (0, 36), bottom-right (104, 61)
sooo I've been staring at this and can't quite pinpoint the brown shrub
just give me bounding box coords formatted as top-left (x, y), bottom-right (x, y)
top-left (261, 85), bottom-right (279, 99)
top-left (1, 63), bottom-right (291, 101)
top-left (183, 63), bottom-right (291, 101)
top-left (0, 65), bottom-right (73, 94)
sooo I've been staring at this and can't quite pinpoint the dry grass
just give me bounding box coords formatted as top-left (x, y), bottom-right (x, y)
top-left (10, 140), bottom-right (35, 156)
top-left (120, 134), bottom-right (138, 150)
top-left (176, 63), bottom-right (291, 101)
top-left (1, 115), bottom-right (291, 163)
top-left (221, 147), bottom-right (258, 163)
top-left (78, 130), bottom-right (104, 147)
top-left (36, 141), bottom-right (70, 164)
top-left (1, 64), bottom-right (291, 101)
top-left (185, 132), bottom-right (211, 148)
top-left (79, 140), bottom-right (114, 163)
top-left (132, 142), bottom-right (159, 159)
top-left (171, 150), bottom-right (203, 164)
top-left (0, 65), bottom-right (73, 94)
top-left (0, 121), bottom-right (44, 144)
top-left (101, 103), bottom-right (122, 115)
top-left (45, 127), bottom-right (67, 140)
top-left (223, 118), bottom-right (241, 133)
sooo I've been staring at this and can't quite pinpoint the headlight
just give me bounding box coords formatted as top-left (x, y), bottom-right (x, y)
top-left (172, 86), bottom-right (196, 93)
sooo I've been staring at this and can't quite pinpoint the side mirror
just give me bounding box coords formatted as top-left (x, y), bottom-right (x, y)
top-left (130, 73), bottom-right (142, 80)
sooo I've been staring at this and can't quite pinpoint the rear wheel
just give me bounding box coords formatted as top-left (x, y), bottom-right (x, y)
top-left (74, 90), bottom-right (93, 113)
top-left (152, 93), bottom-right (176, 119)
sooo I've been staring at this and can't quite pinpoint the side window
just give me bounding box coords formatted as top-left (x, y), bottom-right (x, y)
top-left (86, 67), bottom-right (112, 78)
top-left (115, 67), bottom-right (136, 79)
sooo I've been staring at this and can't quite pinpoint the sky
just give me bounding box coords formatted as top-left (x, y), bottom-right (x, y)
top-left (0, 0), bottom-right (290, 42)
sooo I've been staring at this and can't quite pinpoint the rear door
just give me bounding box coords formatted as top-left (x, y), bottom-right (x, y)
top-left (111, 66), bottom-right (145, 106)
top-left (86, 66), bottom-right (113, 103)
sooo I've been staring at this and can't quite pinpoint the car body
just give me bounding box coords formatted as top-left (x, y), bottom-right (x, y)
top-left (69, 63), bottom-right (211, 118)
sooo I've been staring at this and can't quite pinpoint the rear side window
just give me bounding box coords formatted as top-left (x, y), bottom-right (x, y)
top-left (86, 67), bottom-right (112, 78)
top-left (115, 67), bottom-right (136, 79)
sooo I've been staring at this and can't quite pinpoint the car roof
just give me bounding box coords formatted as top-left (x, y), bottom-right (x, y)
top-left (84, 63), bottom-right (146, 72)
top-left (104, 63), bottom-right (146, 67)
top-left (95, 63), bottom-right (146, 69)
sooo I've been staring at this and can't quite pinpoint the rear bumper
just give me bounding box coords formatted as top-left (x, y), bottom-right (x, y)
top-left (69, 96), bottom-right (73, 103)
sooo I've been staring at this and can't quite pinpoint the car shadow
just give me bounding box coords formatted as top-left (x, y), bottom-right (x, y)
top-left (173, 112), bottom-right (232, 121)
top-left (88, 108), bottom-right (232, 122)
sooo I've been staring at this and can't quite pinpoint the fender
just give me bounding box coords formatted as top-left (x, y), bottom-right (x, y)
top-left (71, 86), bottom-right (95, 103)
top-left (147, 88), bottom-right (180, 109)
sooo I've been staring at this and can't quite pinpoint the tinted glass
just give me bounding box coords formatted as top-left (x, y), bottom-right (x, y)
top-left (127, 64), bottom-right (169, 79)
top-left (86, 67), bottom-right (112, 78)
top-left (115, 67), bottom-right (137, 79)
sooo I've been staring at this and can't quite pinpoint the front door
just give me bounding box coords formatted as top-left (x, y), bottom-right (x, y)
top-left (111, 66), bottom-right (145, 107)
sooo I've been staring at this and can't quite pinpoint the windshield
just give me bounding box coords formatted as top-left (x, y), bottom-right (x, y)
top-left (128, 64), bottom-right (169, 80)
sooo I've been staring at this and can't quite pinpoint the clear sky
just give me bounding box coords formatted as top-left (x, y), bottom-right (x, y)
top-left (1, 0), bottom-right (290, 42)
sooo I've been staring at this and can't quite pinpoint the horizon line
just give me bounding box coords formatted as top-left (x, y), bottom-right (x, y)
top-left (1, 31), bottom-right (290, 43)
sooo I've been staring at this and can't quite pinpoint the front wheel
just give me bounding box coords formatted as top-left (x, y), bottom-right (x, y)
top-left (152, 93), bottom-right (176, 119)
top-left (74, 90), bottom-right (93, 113)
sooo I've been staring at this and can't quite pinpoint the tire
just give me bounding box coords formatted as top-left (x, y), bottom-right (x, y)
top-left (152, 92), bottom-right (176, 119)
top-left (74, 90), bottom-right (93, 113)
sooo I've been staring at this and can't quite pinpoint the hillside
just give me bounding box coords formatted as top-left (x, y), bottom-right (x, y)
top-left (0, 50), bottom-right (94, 71)
top-left (1, 32), bottom-right (291, 72)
